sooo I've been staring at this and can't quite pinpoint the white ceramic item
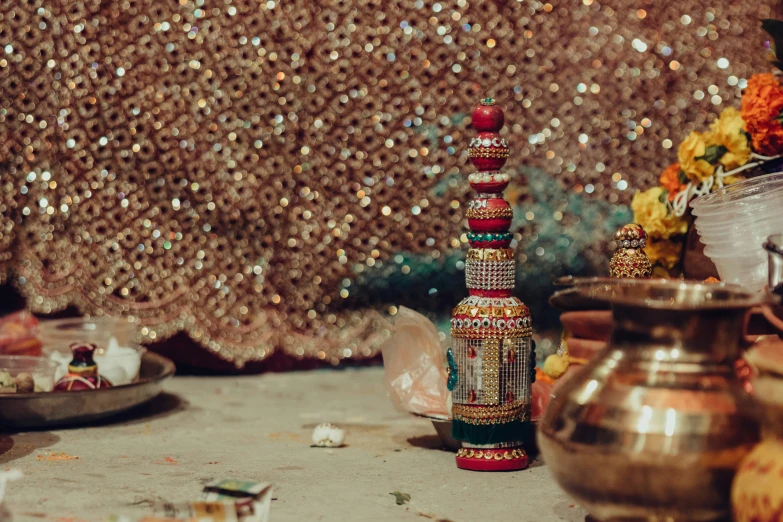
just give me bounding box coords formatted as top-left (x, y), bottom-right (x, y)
top-left (311, 423), bottom-right (346, 448)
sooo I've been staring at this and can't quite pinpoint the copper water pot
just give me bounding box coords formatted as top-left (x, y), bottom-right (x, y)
top-left (538, 280), bottom-right (775, 522)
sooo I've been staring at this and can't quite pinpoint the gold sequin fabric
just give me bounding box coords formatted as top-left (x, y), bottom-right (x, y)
top-left (0, 0), bottom-right (778, 366)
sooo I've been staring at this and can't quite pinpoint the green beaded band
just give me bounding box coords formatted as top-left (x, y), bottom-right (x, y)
top-left (467, 232), bottom-right (512, 243)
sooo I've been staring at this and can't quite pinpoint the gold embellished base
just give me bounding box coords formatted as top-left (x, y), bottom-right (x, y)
top-left (609, 248), bottom-right (652, 279)
top-left (452, 401), bottom-right (527, 425)
top-left (456, 447), bottom-right (529, 472)
top-left (457, 448), bottom-right (527, 460)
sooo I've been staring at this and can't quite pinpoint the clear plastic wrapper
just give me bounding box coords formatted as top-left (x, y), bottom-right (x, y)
top-left (381, 306), bottom-right (555, 421)
top-left (0, 311), bottom-right (41, 356)
top-left (531, 380), bottom-right (553, 422)
top-left (380, 307), bottom-right (450, 419)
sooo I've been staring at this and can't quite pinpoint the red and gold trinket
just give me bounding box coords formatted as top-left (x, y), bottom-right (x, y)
top-left (609, 224), bottom-right (653, 279)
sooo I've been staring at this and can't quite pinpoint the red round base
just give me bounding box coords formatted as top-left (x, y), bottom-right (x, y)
top-left (469, 289), bottom-right (512, 297)
top-left (455, 448), bottom-right (529, 472)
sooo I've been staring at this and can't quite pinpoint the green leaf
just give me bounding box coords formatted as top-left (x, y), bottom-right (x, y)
top-left (390, 491), bottom-right (411, 505)
top-left (695, 145), bottom-right (728, 165)
top-left (658, 190), bottom-right (668, 203)
top-left (677, 170), bottom-right (689, 185)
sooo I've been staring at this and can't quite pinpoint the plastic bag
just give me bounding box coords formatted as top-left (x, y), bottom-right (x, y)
top-left (381, 306), bottom-right (557, 421)
top-left (0, 311), bottom-right (41, 356)
top-left (531, 380), bottom-right (553, 422)
top-left (380, 307), bottom-right (450, 419)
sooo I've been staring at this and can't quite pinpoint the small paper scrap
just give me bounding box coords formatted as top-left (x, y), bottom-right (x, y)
top-left (37, 452), bottom-right (79, 461)
top-left (110, 480), bottom-right (273, 522)
top-left (201, 480), bottom-right (271, 502)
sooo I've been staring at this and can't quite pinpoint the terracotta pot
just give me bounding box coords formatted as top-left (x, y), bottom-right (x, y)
top-left (682, 224), bottom-right (720, 281)
top-left (732, 372), bottom-right (783, 522)
top-left (732, 436), bottom-right (783, 521)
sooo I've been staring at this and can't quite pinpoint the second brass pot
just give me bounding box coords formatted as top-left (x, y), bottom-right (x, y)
top-left (539, 281), bottom-right (771, 521)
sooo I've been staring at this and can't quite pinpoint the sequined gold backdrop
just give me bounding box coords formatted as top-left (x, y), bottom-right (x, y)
top-left (0, 0), bottom-right (778, 366)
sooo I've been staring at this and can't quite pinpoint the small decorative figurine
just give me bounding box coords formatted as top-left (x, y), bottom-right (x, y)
top-left (54, 343), bottom-right (112, 391)
top-left (609, 223), bottom-right (652, 278)
top-left (449, 98), bottom-right (534, 471)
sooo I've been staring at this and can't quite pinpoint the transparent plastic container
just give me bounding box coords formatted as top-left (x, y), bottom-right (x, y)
top-left (699, 241), bottom-right (764, 255)
top-left (696, 217), bottom-right (783, 239)
top-left (698, 229), bottom-right (782, 248)
top-left (698, 223), bottom-right (781, 244)
top-left (691, 174), bottom-right (783, 216)
top-left (713, 259), bottom-right (768, 292)
top-left (692, 191), bottom-right (783, 218)
top-left (36, 317), bottom-right (137, 355)
top-left (0, 355), bottom-right (59, 392)
top-left (692, 174), bottom-right (783, 291)
top-left (694, 205), bottom-right (783, 229)
top-left (702, 245), bottom-right (767, 260)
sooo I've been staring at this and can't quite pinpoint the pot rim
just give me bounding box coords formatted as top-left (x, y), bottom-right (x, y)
top-left (765, 234), bottom-right (783, 256)
top-left (575, 279), bottom-right (778, 310)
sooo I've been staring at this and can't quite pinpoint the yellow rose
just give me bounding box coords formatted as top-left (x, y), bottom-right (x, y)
top-left (678, 131), bottom-right (714, 183)
top-left (644, 237), bottom-right (683, 270)
top-left (631, 187), bottom-right (688, 240)
top-left (706, 107), bottom-right (750, 170)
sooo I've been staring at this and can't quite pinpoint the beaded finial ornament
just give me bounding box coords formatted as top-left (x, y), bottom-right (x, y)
top-left (609, 224), bottom-right (653, 279)
top-left (448, 98), bottom-right (534, 472)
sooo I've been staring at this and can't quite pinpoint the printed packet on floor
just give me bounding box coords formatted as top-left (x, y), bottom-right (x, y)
top-left (200, 480), bottom-right (272, 502)
top-left (110, 481), bottom-right (273, 522)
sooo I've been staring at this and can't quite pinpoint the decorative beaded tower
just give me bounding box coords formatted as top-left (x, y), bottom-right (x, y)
top-left (447, 98), bottom-right (534, 472)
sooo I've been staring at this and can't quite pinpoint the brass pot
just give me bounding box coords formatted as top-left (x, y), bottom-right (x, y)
top-left (538, 280), bottom-right (773, 522)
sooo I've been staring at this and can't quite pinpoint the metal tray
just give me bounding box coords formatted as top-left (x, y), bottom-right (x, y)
top-left (549, 287), bottom-right (612, 311)
top-left (0, 352), bottom-right (175, 430)
top-left (413, 414), bottom-right (539, 455)
top-left (553, 276), bottom-right (621, 287)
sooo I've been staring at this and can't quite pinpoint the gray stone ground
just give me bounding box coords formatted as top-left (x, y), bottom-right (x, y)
top-left (3, 368), bottom-right (587, 522)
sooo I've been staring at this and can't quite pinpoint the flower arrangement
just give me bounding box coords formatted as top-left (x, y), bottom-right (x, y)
top-left (631, 19), bottom-right (783, 273)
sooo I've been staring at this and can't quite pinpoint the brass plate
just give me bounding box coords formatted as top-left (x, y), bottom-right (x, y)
top-left (0, 352), bottom-right (175, 430)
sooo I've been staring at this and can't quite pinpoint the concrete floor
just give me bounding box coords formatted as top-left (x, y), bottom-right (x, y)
top-left (2, 368), bottom-right (587, 522)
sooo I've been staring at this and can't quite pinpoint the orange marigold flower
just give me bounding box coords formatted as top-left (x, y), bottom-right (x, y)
top-left (740, 73), bottom-right (783, 156)
top-left (658, 163), bottom-right (685, 201)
